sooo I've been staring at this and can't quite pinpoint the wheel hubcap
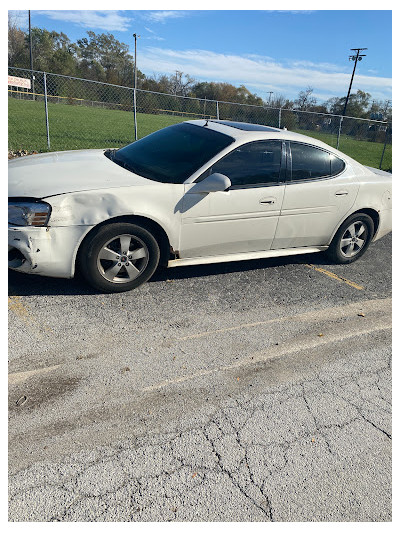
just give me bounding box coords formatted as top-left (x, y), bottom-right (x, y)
top-left (340, 221), bottom-right (367, 258)
top-left (97, 234), bottom-right (149, 284)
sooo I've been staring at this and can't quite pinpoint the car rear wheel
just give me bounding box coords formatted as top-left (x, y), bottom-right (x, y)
top-left (326, 213), bottom-right (374, 264)
top-left (78, 222), bottom-right (160, 292)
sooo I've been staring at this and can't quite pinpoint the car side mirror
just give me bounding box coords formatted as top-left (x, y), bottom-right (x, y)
top-left (188, 173), bottom-right (231, 194)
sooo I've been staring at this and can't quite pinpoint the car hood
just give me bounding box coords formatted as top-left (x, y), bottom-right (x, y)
top-left (8, 149), bottom-right (156, 198)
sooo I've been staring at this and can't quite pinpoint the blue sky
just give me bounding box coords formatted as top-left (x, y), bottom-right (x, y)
top-left (10, 8), bottom-right (392, 104)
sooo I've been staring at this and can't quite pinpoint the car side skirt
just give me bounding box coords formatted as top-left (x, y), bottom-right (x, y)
top-left (167, 246), bottom-right (328, 268)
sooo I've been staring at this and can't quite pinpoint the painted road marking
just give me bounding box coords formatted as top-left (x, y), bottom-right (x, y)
top-left (142, 317), bottom-right (391, 393)
top-left (9, 364), bottom-right (62, 385)
top-left (176, 297), bottom-right (388, 342)
top-left (305, 264), bottom-right (364, 290)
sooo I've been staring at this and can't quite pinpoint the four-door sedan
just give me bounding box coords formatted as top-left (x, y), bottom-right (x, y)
top-left (8, 120), bottom-right (392, 292)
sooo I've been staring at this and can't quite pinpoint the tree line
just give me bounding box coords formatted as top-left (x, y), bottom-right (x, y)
top-left (8, 17), bottom-right (391, 122)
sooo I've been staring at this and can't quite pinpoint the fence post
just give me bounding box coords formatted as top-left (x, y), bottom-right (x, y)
top-left (133, 87), bottom-right (137, 141)
top-left (336, 116), bottom-right (343, 149)
top-left (278, 108), bottom-right (282, 129)
top-left (43, 72), bottom-right (51, 150)
top-left (216, 100), bottom-right (219, 120)
top-left (379, 126), bottom-right (390, 170)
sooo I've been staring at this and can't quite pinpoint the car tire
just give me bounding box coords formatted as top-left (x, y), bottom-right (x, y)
top-left (78, 222), bottom-right (160, 293)
top-left (326, 213), bottom-right (375, 264)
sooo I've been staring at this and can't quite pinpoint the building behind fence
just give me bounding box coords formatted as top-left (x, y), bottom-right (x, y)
top-left (8, 66), bottom-right (392, 170)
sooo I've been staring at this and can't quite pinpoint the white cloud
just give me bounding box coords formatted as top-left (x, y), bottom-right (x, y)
top-left (143, 11), bottom-right (187, 24)
top-left (37, 10), bottom-right (132, 32)
top-left (136, 47), bottom-right (392, 102)
top-left (143, 35), bottom-right (165, 41)
top-left (289, 60), bottom-right (343, 72)
top-left (143, 26), bottom-right (165, 41)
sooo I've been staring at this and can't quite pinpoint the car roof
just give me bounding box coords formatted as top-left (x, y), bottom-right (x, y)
top-left (186, 119), bottom-right (339, 153)
top-left (209, 120), bottom-right (281, 132)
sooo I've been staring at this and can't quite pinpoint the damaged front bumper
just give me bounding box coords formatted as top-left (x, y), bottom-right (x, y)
top-left (8, 224), bottom-right (92, 279)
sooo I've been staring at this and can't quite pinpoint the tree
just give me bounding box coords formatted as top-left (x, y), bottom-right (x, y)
top-left (324, 90), bottom-right (372, 118)
top-left (20, 28), bottom-right (79, 75)
top-left (169, 71), bottom-right (195, 96)
top-left (190, 81), bottom-right (263, 105)
top-left (8, 13), bottom-right (29, 68)
top-left (268, 93), bottom-right (294, 109)
top-left (76, 31), bottom-right (134, 85)
top-left (294, 86), bottom-right (317, 111)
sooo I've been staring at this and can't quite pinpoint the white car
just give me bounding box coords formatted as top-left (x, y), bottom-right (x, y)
top-left (8, 120), bottom-right (392, 293)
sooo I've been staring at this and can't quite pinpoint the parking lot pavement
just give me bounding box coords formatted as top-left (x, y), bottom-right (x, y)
top-left (8, 234), bottom-right (392, 521)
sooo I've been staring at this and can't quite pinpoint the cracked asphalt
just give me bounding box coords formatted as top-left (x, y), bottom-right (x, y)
top-left (8, 233), bottom-right (391, 521)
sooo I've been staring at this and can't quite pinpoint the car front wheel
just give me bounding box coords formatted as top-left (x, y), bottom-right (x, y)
top-left (78, 222), bottom-right (160, 292)
top-left (326, 213), bottom-right (375, 264)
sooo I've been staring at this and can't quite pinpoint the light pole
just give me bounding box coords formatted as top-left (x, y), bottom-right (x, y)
top-left (133, 33), bottom-right (140, 140)
top-left (342, 48), bottom-right (367, 117)
top-left (28, 10), bottom-right (35, 100)
top-left (267, 91), bottom-right (273, 106)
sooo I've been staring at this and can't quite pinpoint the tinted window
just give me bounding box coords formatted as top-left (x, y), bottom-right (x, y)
top-left (290, 143), bottom-right (345, 180)
top-left (331, 155), bottom-right (346, 175)
top-left (291, 143), bottom-right (331, 179)
top-left (200, 141), bottom-right (282, 188)
top-left (108, 123), bottom-right (234, 184)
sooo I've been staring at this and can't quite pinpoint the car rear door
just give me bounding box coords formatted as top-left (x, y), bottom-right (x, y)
top-left (271, 141), bottom-right (359, 250)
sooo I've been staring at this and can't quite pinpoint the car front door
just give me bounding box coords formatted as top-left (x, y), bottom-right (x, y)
top-left (178, 140), bottom-right (287, 258)
top-left (271, 141), bottom-right (359, 250)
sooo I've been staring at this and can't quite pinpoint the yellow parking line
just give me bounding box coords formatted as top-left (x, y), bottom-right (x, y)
top-left (8, 296), bottom-right (53, 334)
top-left (8, 296), bottom-right (33, 324)
top-left (305, 264), bottom-right (364, 290)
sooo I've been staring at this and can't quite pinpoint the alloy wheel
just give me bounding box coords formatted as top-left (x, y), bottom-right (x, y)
top-left (96, 233), bottom-right (149, 283)
top-left (339, 221), bottom-right (368, 258)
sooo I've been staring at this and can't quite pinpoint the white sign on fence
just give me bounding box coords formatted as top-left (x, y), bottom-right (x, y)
top-left (8, 75), bottom-right (31, 89)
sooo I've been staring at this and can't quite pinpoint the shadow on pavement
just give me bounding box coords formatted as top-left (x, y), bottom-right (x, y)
top-left (8, 251), bottom-right (332, 297)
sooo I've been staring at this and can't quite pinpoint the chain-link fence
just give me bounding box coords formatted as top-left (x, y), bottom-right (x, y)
top-left (8, 66), bottom-right (392, 170)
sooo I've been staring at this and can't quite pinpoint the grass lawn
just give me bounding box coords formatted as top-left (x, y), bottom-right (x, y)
top-left (8, 97), bottom-right (391, 170)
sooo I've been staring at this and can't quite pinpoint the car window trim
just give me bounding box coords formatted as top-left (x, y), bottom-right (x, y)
top-left (195, 139), bottom-right (287, 189)
top-left (288, 141), bottom-right (346, 184)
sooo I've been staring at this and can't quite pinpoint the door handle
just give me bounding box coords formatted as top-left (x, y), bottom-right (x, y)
top-left (335, 190), bottom-right (349, 196)
top-left (260, 197), bottom-right (276, 205)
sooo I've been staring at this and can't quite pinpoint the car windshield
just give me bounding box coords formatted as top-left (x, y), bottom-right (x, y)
top-left (105, 123), bottom-right (234, 184)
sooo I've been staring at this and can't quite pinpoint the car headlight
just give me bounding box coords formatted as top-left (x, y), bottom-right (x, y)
top-left (8, 201), bottom-right (51, 227)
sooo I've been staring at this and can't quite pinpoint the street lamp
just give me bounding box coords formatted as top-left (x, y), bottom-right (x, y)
top-left (133, 33), bottom-right (140, 141)
top-left (28, 10), bottom-right (35, 100)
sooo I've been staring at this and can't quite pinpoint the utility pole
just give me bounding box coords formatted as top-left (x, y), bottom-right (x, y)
top-left (267, 91), bottom-right (273, 106)
top-left (132, 33), bottom-right (140, 141)
top-left (342, 48), bottom-right (367, 117)
top-left (28, 10), bottom-right (35, 100)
